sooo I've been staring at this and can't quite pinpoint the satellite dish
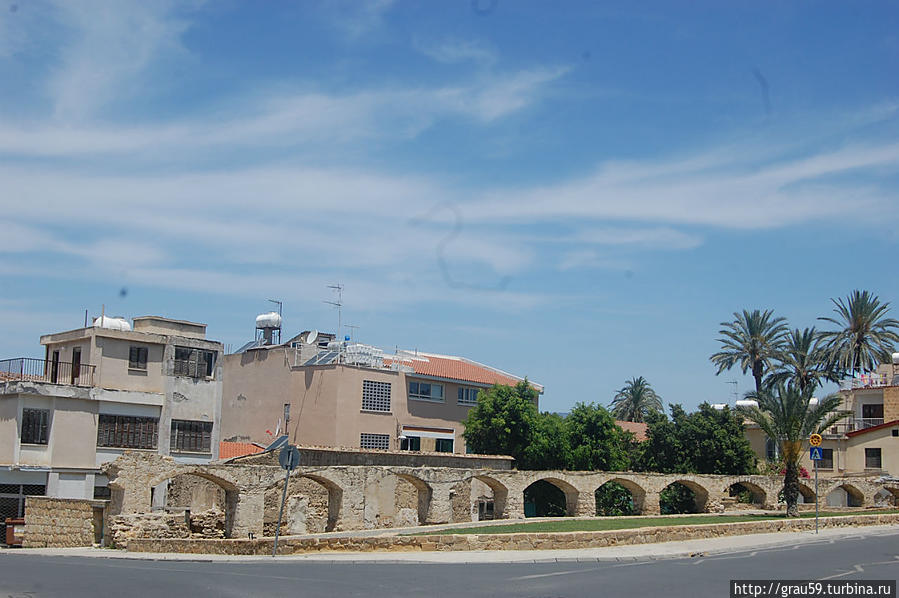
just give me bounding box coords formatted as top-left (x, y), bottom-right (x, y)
top-left (306, 330), bottom-right (318, 345)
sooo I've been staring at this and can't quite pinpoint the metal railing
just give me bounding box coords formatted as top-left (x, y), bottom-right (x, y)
top-left (839, 374), bottom-right (891, 390)
top-left (0, 357), bottom-right (95, 387)
top-left (826, 417), bottom-right (885, 435)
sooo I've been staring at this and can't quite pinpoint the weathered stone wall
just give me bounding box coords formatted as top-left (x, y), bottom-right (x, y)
top-left (23, 497), bottom-right (105, 548)
top-left (229, 446), bottom-right (514, 470)
top-left (101, 452), bottom-right (899, 541)
top-left (110, 508), bottom-right (225, 547)
top-left (166, 474), bottom-right (226, 511)
top-left (127, 512), bottom-right (899, 555)
top-left (263, 477), bottom-right (330, 536)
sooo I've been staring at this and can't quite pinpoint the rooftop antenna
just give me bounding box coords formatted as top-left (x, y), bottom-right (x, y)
top-left (268, 299), bottom-right (282, 317)
top-left (324, 284), bottom-right (343, 340)
top-left (345, 324), bottom-right (360, 343)
top-left (727, 380), bottom-right (738, 402)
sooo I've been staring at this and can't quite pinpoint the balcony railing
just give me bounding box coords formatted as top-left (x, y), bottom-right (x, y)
top-left (0, 357), bottom-right (95, 387)
top-left (839, 374), bottom-right (891, 390)
top-left (826, 417), bottom-right (885, 435)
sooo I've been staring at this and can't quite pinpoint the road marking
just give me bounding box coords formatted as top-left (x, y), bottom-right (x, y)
top-left (508, 560), bottom-right (651, 581)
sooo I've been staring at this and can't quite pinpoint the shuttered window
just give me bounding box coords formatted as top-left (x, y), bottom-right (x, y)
top-left (97, 415), bottom-right (158, 449)
top-left (129, 346), bottom-right (148, 370)
top-left (170, 420), bottom-right (213, 453)
top-left (21, 409), bottom-right (50, 445)
top-left (174, 347), bottom-right (216, 378)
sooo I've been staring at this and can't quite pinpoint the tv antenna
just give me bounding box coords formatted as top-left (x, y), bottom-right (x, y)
top-left (727, 380), bottom-right (738, 402)
top-left (268, 299), bottom-right (282, 316)
top-left (324, 284), bottom-right (343, 339)
top-left (345, 324), bottom-right (360, 342)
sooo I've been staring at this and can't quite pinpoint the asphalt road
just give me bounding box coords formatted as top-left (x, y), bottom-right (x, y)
top-left (1, 532), bottom-right (897, 598)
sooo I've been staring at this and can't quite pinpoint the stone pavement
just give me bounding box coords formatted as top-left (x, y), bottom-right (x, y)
top-left (4, 524), bottom-right (896, 564)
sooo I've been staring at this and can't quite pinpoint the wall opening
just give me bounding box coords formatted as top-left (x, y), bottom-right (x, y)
top-left (263, 475), bottom-right (341, 536)
top-left (595, 480), bottom-right (641, 516)
top-left (523, 479), bottom-right (576, 517)
top-left (660, 481), bottom-right (708, 514)
top-left (727, 482), bottom-right (766, 507)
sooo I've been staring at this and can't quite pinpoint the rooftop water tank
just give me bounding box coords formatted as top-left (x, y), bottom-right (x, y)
top-left (735, 399), bottom-right (758, 409)
top-left (93, 316), bottom-right (131, 331)
top-left (892, 352), bottom-right (899, 365)
top-left (809, 397), bottom-right (819, 406)
top-left (710, 403), bottom-right (727, 410)
top-left (255, 312), bottom-right (282, 329)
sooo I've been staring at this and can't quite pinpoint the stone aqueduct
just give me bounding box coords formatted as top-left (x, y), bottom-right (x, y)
top-left (104, 453), bottom-right (899, 539)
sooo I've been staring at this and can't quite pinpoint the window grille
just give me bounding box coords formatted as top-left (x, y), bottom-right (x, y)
top-left (97, 414), bottom-right (158, 449)
top-left (362, 380), bottom-right (391, 412)
top-left (170, 419), bottom-right (213, 452)
top-left (21, 409), bottom-right (49, 445)
top-left (360, 433), bottom-right (390, 450)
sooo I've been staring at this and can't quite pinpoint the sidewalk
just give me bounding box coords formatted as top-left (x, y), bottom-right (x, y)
top-left (4, 524), bottom-right (896, 564)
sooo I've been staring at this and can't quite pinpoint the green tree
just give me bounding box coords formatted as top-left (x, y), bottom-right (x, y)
top-left (565, 402), bottom-right (633, 471)
top-left (609, 376), bottom-right (663, 422)
top-left (519, 412), bottom-right (570, 470)
top-left (710, 309), bottom-right (789, 393)
top-left (462, 380), bottom-right (544, 466)
top-left (767, 327), bottom-right (833, 393)
top-left (636, 404), bottom-right (756, 475)
top-left (817, 290), bottom-right (899, 378)
top-left (738, 383), bottom-right (848, 516)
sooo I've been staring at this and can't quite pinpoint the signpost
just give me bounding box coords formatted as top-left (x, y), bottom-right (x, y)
top-left (273, 444), bottom-right (300, 556)
top-left (809, 437), bottom-right (823, 534)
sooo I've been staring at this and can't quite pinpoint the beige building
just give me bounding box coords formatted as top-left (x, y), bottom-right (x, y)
top-left (0, 316), bottom-right (223, 519)
top-left (744, 360), bottom-right (899, 505)
top-left (221, 332), bottom-right (542, 454)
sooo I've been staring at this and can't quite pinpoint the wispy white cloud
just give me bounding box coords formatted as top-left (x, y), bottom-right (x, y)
top-left (44, 0), bottom-right (194, 121)
top-left (414, 37), bottom-right (496, 66)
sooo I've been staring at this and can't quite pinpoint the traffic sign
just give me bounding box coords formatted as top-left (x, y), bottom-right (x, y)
top-left (809, 447), bottom-right (823, 461)
top-left (279, 445), bottom-right (300, 470)
top-left (809, 433), bottom-right (822, 447)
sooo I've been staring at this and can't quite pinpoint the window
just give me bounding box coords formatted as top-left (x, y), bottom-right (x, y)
top-left (435, 438), bottom-right (454, 453)
top-left (892, 429), bottom-right (898, 437)
top-left (170, 419), bottom-right (213, 453)
top-left (400, 436), bottom-right (420, 451)
top-left (819, 448), bottom-right (834, 469)
top-left (97, 414), bottom-right (158, 449)
top-left (862, 404), bottom-right (884, 419)
top-left (408, 381), bottom-right (444, 402)
top-left (765, 437), bottom-right (779, 461)
top-left (173, 346), bottom-right (216, 378)
top-left (0, 484), bottom-right (45, 521)
top-left (457, 387), bottom-right (480, 405)
top-left (865, 447), bottom-right (882, 469)
top-left (362, 380), bottom-right (391, 412)
top-left (21, 409), bottom-right (49, 445)
top-left (129, 346), bottom-right (148, 370)
top-left (360, 433), bottom-right (390, 450)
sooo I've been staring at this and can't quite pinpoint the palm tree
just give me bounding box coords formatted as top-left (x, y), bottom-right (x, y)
top-left (609, 376), bottom-right (663, 422)
top-left (766, 327), bottom-right (833, 393)
top-left (710, 309), bottom-right (789, 394)
top-left (818, 290), bottom-right (899, 378)
top-left (738, 384), bottom-right (848, 516)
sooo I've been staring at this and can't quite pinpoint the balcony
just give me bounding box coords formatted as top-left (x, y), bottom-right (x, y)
top-left (0, 357), bottom-right (95, 387)
top-left (826, 417), bottom-right (885, 436)
top-left (839, 374), bottom-right (892, 390)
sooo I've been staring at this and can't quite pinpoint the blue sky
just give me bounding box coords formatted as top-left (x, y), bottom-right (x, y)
top-left (2, 1), bottom-right (899, 413)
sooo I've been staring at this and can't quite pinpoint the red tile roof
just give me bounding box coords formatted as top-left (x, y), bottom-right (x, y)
top-left (219, 441), bottom-right (264, 460)
top-left (615, 420), bottom-right (648, 441)
top-left (845, 419), bottom-right (899, 438)
top-left (383, 352), bottom-right (541, 390)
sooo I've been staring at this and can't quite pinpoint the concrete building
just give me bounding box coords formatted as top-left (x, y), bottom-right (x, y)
top-left (221, 330), bottom-right (542, 454)
top-left (744, 358), bottom-right (899, 505)
top-left (0, 315), bottom-right (224, 519)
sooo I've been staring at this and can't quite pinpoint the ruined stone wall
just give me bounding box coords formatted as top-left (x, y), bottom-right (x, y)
top-left (263, 477), bottom-right (330, 536)
top-left (127, 512), bottom-right (899, 555)
top-left (166, 474), bottom-right (226, 511)
top-left (110, 508), bottom-right (225, 548)
top-left (230, 446), bottom-right (513, 470)
top-left (23, 497), bottom-right (105, 548)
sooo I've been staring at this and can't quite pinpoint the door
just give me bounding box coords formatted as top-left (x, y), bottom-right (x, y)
top-left (50, 350), bottom-right (59, 384)
top-left (71, 347), bottom-right (81, 384)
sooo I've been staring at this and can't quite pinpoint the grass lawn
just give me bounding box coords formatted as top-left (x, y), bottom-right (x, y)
top-left (412, 510), bottom-right (898, 536)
